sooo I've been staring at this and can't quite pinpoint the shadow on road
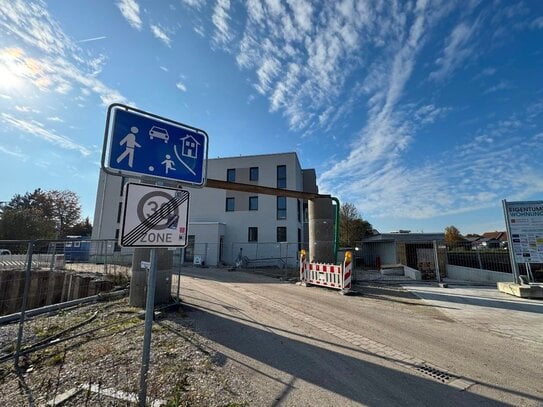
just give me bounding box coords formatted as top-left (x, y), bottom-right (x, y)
top-left (162, 302), bottom-right (541, 406)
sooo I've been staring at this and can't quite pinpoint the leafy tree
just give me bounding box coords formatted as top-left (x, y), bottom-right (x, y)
top-left (0, 208), bottom-right (56, 240)
top-left (46, 190), bottom-right (81, 237)
top-left (444, 225), bottom-right (463, 248)
top-left (66, 217), bottom-right (93, 237)
top-left (0, 189), bottom-right (83, 239)
top-left (339, 203), bottom-right (373, 247)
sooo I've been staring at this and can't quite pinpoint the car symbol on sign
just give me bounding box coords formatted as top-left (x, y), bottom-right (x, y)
top-left (149, 126), bottom-right (169, 142)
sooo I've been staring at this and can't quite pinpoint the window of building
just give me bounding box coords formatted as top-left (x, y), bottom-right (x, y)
top-left (248, 227), bottom-right (258, 242)
top-left (227, 168), bottom-right (236, 182)
top-left (297, 199), bottom-right (301, 222)
top-left (298, 228), bottom-right (302, 251)
top-left (114, 229), bottom-right (121, 252)
top-left (277, 165), bottom-right (287, 188)
top-left (184, 235), bottom-right (195, 263)
top-left (116, 201), bottom-right (123, 223)
top-left (249, 196), bottom-right (258, 211)
top-left (277, 196), bottom-right (287, 219)
top-left (250, 167), bottom-right (259, 181)
top-left (225, 197), bottom-right (235, 211)
top-left (120, 177), bottom-right (126, 196)
top-left (277, 227), bottom-right (287, 242)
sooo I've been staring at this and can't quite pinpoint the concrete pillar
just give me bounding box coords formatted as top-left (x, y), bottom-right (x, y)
top-left (129, 248), bottom-right (173, 308)
top-left (308, 197), bottom-right (335, 264)
top-left (46, 271), bottom-right (62, 306)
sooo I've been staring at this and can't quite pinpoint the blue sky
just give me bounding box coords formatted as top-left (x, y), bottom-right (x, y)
top-left (0, 0), bottom-right (542, 235)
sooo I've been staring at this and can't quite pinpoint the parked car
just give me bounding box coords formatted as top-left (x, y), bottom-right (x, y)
top-left (0, 249), bottom-right (12, 255)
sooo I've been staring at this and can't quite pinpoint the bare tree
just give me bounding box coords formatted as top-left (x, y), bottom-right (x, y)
top-left (339, 203), bottom-right (372, 247)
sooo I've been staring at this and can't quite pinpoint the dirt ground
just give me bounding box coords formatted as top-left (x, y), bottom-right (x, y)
top-left (0, 297), bottom-right (254, 406)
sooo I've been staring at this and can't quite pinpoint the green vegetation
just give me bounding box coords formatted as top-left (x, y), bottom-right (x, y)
top-left (339, 203), bottom-right (373, 247)
top-left (0, 188), bottom-right (91, 240)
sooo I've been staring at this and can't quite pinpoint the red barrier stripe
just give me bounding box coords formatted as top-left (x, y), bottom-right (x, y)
top-left (344, 271), bottom-right (351, 279)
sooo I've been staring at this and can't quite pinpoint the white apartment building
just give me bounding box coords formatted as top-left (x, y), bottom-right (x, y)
top-left (92, 152), bottom-right (319, 267)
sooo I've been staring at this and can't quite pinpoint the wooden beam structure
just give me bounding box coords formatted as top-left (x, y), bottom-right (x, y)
top-left (205, 178), bottom-right (330, 200)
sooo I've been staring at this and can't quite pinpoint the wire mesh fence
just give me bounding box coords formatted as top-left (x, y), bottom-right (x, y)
top-left (230, 242), bottom-right (300, 269)
top-left (0, 239), bottom-right (244, 406)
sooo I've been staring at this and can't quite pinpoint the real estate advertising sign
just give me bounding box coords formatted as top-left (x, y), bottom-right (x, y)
top-left (503, 200), bottom-right (543, 264)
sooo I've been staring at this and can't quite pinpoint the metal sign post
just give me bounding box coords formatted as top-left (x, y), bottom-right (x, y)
top-left (138, 248), bottom-right (157, 407)
top-left (101, 104), bottom-right (207, 407)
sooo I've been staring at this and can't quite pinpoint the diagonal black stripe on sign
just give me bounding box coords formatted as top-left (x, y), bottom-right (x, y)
top-left (122, 194), bottom-right (188, 246)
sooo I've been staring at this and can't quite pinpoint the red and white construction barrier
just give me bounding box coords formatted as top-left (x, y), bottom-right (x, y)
top-left (299, 250), bottom-right (352, 294)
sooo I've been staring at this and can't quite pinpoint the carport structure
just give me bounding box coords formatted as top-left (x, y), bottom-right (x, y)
top-left (357, 232), bottom-right (445, 276)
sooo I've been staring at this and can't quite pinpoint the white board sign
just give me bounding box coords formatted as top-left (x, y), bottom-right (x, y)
top-left (120, 183), bottom-right (190, 247)
top-left (504, 200), bottom-right (543, 264)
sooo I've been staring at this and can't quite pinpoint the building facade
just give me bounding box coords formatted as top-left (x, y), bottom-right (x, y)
top-left (92, 152), bottom-right (318, 267)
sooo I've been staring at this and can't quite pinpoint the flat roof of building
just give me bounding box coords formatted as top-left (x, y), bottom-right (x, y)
top-left (362, 233), bottom-right (445, 243)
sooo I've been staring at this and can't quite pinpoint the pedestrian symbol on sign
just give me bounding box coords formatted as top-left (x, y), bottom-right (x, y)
top-left (116, 126), bottom-right (141, 168)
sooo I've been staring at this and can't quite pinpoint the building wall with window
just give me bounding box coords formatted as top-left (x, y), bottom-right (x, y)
top-left (92, 152), bottom-right (318, 267)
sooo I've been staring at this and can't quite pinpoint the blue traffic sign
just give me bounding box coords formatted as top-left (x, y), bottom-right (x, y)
top-left (102, 104), bottom-right (208, 186)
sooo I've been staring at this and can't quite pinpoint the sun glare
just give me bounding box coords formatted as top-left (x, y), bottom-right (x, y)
top-left (0, 47), bottom-right (34, 91)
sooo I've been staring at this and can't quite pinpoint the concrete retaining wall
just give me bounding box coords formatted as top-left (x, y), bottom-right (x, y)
top-left (0, 270), bottom-right (114, 316)
top-left (447, 265), bottom-right (514, 283)
top-left (403, 266), bottom-right (422, 280)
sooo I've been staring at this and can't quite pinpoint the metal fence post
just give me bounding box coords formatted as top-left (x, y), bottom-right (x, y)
top-left (433, 240), bottom-right (441, 283)
top-left (15, 241), bottom-right (34, 368)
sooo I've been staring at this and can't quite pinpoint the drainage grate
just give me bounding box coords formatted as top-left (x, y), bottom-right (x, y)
top-left (415, 365), bottom-right (456, 383)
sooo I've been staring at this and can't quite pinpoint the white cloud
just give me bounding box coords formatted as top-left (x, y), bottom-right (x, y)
top-left (255, 56), bottom-right (280, 94)
top-left (532, 16), bottom-right (543, 29)
top-left (212, 0), bottom-right (233, 47)
top-left (116, 0), bottom-right (142, 30)
top-left (430, 20), bottom-right (479, 81)
top-left (176, 82), bottom-right (187, 92)
top-left (414, 104), bottom-right (451, 125)
top-left (483, 80), bottom-right (513, 94)
top-left (181, 0), bottom-right (206, 8)
top-left (47, 116), bottom-right (64, 122)
top-left (0, 3), bottom-right (129, 107)
top-left (150, 24), bottom-right (172, 47)
top-left (1, 113), bottom-right (91, 155)
top-left (0, 145), bottom-right (28, 160)
top-left (194, 24), bottom-right (205, 37)
top-left (481, 67), bottom-right (496, 76)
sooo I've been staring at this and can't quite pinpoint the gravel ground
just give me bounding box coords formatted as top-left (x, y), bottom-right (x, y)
top-left (0, 297), bottom-right (255, 406)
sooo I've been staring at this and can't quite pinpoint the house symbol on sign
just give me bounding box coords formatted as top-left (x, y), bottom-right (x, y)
top-left (180, 135), bottom-right (200, 159)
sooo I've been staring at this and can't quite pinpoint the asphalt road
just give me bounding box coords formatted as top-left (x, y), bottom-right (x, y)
top-left (175, 267), bottom-right (543, 406)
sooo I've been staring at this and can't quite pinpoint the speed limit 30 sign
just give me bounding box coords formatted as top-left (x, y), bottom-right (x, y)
top-left (119, 183), bottom-right (190, 247)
